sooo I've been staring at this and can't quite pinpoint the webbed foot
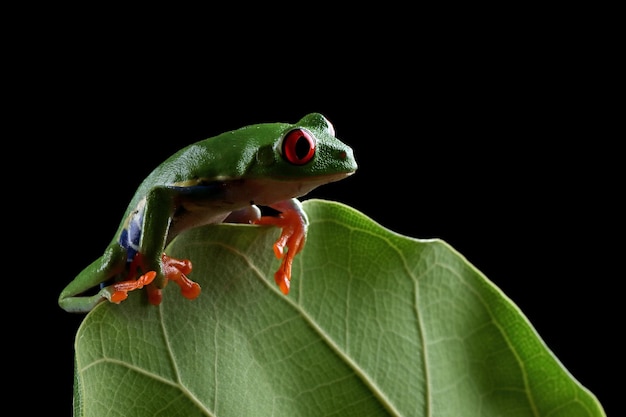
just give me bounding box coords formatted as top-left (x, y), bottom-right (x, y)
top-left (110, 270), bottom-right (157, 303)
top-left (110, 253), bottom-right (201, 305)
top-left (159, 253), bottom-right (201, 303)
top-left (255, 206), bottom-right (306, 295)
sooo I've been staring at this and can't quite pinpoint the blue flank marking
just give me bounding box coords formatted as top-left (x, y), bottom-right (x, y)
top-left (116, 184), bottom-right (222, 264)
top-left (119, 206), bottom-right (144, 263)
top-left (167, 183), bottom-right (224, 197)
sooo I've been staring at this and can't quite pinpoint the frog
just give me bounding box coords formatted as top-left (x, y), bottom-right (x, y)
top-left (58, 113), bottom-right (357, 313)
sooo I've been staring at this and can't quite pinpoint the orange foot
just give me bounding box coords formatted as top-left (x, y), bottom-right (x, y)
top-left (110, 270), bottom-right (157, 304)
top-left (255, 207), bottom-right (307, 295)
top-left (159, 253), bottom-right (201, 302)
top-left (110, 253), bottom-right (201, 306)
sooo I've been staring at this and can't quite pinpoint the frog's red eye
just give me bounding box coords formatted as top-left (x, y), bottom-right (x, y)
top-left (282, 128), bottom-right (316, 165)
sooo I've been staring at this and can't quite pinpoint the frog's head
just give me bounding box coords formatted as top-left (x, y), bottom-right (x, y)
top-left (229, 112), bottom-right (358, 204)
top-left (252, 112), bottom-right (358, 182)
top-left (177, 113), bottom-right (357, 204)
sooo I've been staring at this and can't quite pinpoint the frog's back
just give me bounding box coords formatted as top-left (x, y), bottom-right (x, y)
top-left (110, 121), bottom-right (290, 241)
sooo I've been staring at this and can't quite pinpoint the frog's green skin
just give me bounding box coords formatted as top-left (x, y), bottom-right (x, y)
top-left (59, 113), bottom-right (357, 313)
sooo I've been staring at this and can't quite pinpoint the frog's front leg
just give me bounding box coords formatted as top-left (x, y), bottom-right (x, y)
top-left (115, 186), bottom-right (202, 305)
top-left (142, 253), bottom-right (198, 306)
top-left (254, 198), bottom-right (308, 295)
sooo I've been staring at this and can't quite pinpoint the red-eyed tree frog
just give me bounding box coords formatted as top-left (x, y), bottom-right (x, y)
top-left (59, 113), bottom-right (357, 313)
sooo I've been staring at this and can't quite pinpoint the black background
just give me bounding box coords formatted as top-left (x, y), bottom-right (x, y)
top-left (24, 24), bottom-right (617, 416)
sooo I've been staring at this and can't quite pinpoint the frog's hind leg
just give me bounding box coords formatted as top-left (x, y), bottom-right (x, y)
top-left (58, 248), bottom-right (127, 313)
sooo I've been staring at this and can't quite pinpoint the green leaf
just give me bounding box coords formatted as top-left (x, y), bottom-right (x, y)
top-left (74, 199), bottom-right (606, 417)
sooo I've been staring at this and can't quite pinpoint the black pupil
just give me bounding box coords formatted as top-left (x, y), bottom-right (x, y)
top-left (294, 135), bottom-right (310, 160)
